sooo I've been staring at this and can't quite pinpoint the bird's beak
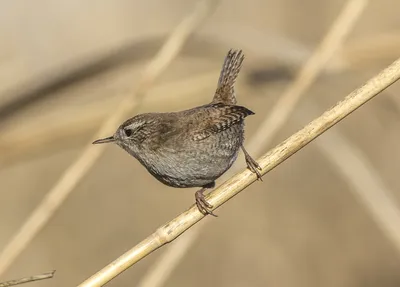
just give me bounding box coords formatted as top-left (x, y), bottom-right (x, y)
top-left (92, 136), bottom-right (115, 144)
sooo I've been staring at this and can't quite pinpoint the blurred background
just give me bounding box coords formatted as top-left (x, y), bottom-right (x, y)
top-left (1, 0), bottom-right (400, 286)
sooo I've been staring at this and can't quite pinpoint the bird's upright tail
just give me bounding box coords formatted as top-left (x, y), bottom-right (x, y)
top-left (212, 49), bottom-right (245, 105)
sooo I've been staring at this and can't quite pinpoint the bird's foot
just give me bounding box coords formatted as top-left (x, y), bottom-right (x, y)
top-left (195, 188), bottom-right (218, 217)
top-left (242, 146), bottom-right (263, 181)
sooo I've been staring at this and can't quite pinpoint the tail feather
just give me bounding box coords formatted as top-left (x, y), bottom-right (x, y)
top-left (212, 49), bottom-right (245, 105)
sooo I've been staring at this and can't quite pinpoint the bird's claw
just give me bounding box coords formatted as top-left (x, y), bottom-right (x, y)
top-left (245, 154), bottom-right (263, 181)
top-left (195, 190), bottom-right (218, 217)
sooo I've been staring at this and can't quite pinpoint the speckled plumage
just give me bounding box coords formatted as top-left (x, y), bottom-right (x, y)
top-left (93, 49), bottom-right (261, 216)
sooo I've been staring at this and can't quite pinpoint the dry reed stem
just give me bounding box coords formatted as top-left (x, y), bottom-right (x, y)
top-left (136, 221), bottom-right (207, 287)
top-left (77, 58), bottom-right (400, 287)
top-left (136, 0), bottom-right (368, 286)
top-left (0, 0), bottom-right (218, 276)
top-left (0, 270), bottom-right (55, 287)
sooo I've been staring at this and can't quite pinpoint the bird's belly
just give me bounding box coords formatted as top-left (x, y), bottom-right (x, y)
top-left (145, 130), bottom-right (243, 188)
top-left (150, 151), bottom-right (238, 188)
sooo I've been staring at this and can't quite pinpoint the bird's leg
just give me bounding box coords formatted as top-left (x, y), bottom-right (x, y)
top-left (195, 182), bottom-right (218, 217)
top-left (241, 145), bottom-right (262, 181)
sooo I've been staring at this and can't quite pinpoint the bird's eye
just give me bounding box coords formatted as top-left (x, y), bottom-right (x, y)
top-left (124, 129), bottom-right (133, 137)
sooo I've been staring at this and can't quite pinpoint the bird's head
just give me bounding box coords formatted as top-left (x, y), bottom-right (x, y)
top-left (92, 114), bottom-right (155, 156)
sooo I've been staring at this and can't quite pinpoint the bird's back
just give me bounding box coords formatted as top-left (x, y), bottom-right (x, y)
top-left (132, 50), bottom-right (252, 188)
top-left (139, 103), bottom-right (252, 188)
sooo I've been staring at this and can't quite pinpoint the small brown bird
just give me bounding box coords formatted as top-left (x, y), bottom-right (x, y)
top-left (93, 49), bottom-right (261, 216)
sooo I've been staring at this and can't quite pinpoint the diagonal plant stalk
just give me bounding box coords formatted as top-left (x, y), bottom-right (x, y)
top-left (77, 54), bottom-right (400, 287)
top-left (0, 270), bottom-right (55, 287)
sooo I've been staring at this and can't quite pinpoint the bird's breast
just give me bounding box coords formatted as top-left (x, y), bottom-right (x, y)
top-left (130, 123), bottom-right (244, 188)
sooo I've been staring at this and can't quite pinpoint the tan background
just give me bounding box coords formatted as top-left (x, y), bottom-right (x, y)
top-left (1, 0), bottom-right (400, 286)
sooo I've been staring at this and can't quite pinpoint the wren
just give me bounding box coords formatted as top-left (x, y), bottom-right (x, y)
top-left (93, 49), bottom-right (261, 216)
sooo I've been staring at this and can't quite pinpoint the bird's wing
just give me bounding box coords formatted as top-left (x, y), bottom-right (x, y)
top-left (191, 103), bottom-right (254, 141)
top-left (212, 49), bottom-right (245, 105)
